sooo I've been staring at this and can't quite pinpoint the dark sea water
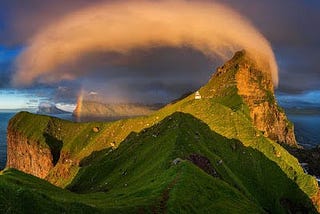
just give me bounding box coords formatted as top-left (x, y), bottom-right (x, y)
top-left (0, 112), bottom-right (15, 169)
top-left (287, 114), bottom-right (320, 149)
top-left (0, 112), bottom-right (319, 169)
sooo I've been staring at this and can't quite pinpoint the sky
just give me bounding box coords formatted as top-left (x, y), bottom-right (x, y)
top-left (0, 0), bottom-right (319, 111)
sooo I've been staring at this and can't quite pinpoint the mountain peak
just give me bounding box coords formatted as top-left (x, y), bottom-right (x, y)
top-left (200, 50), bottom-right (296, 146)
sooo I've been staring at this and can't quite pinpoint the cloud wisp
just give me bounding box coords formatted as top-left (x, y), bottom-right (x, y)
top-left (13, 0), bottom-right (278, 87)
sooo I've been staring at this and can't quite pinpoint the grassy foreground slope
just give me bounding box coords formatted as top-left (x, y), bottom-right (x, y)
top-left (9, 96), bottom-right (317, 200)
top-left (1, 113), bottom-right (316, 213)
top-left (0, 169), bottom-right (99, 214)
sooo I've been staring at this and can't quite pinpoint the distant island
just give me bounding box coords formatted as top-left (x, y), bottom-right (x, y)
top-left (37, 102), bottom-right (70, 115)
top-left (73, 101), bottom-right (164, 122)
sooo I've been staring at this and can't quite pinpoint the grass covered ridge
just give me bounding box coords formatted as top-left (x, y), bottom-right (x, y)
top-left (1, 112), bottom-right (317, 213)
top-left (2, 51), bottom-right (319, 212)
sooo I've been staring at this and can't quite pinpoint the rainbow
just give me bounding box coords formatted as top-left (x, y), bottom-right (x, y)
top-left (74, 90), bottom-right (83, 121)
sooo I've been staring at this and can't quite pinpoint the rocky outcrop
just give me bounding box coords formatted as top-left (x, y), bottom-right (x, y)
top-left (6, 112), bottom-right (63, 179)
top-left (203, 51), bottom-right (297, 146)
top-left (6, 130), bottom-right (54, 179)
top-left (312, 189), bottom-right (320, 212)
top-left (45, 152), bottom-right (79, 187)
top-left (234, 56), bottom-right (296, 146)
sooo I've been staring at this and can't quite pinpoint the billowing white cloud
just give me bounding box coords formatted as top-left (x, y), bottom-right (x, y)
top-left (56, 103), bottom-right (77, 112)
top-left (13, 0), bottom-right (278, 87)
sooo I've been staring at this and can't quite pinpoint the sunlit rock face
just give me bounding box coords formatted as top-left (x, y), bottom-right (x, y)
top-left (236, 65), bottom-right (296, 146)
top-left (204, 51), bottom-right (297, 146)
top-left (6, 129), bottom-right (54, 179)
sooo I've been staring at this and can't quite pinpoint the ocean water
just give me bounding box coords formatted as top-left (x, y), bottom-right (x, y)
top-left (287, 114), bottom-right (320, 149)
top-left (0, 112), bottom-right (15, 169)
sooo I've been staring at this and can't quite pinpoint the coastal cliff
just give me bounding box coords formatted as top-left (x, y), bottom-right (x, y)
top-left (6, 113), bottom-right (63, 179)
top-left (201, 51), bottom-right (297, 146)
top-left (6, 130), bottom-right (54, 179)
top-left (236, 64), bottom-right (296, 146)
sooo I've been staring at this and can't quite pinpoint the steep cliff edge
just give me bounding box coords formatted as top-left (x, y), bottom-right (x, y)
top-left (6, 113), bottom-right (63, 179)
top-left (200, 50), bottom-right (297, 146)
top-left (6, 130), bottom-right (53, 179)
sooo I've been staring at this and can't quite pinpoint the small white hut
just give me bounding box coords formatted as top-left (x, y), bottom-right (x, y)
top-left (195, 91), bottom-right (201, 100)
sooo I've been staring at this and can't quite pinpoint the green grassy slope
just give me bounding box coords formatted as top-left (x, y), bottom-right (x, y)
top-left (3, 51), bottom-right (319, 212)
top-left (0, 169), bottom-right (99, 214)
top-left (67, 112), bottom-right (316, 213)
top-left (7, 66), bottom-right (318, 197)
top-left (11, 95), bottom-right (317, 200)
top-left (1, 113), bottom-right (316, 213)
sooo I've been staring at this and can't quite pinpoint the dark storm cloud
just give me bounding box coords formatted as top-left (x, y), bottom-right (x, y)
top-left (277, 47), bottom-right (320, 93)
top-left (57, 47), bottom-right (215, 84)
top-left (0, 46), bottom-right (22, 88)
top-left (52, 83), bottom-right (80, 103)
top-left (0, 0), bottom-right (106, 45)
top-left (0, 69), bottom-right (11, 88)
top-left (30, 47), bottom-right (207, 103)
top-left (0, 0), bottom-right (319, 103)
top-left (220, 0), bottom-right (320, 45)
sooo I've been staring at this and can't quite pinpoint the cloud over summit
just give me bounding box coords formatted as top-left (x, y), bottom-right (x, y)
top-left (13, 0), bottom-right (278, 89)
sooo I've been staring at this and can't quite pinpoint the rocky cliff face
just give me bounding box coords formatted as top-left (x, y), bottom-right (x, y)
top-left (6, 130), bottom-right (54, 179)
top-left (6, 113), bottom-right (63, 179)
top-left (235, 62), bottom-right (296, 146)
top-left (202, 51), bottom-right (297, 146)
